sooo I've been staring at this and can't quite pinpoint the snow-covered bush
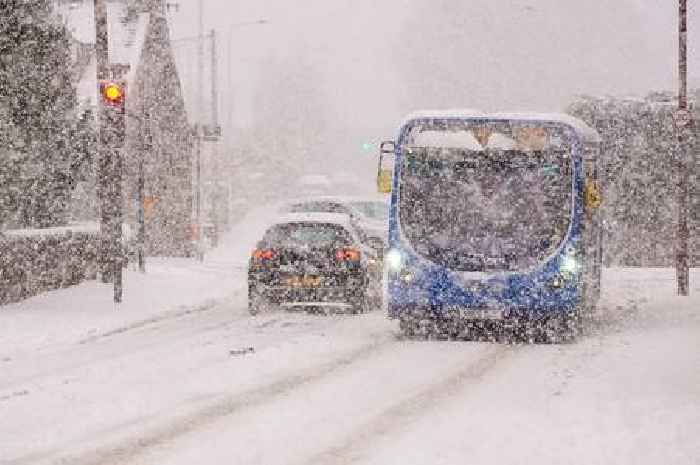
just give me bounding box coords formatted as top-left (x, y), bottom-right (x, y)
top-left (568, 91), bottom-right (698, 267)
top-left (0, 227), bottom-right (98, 305)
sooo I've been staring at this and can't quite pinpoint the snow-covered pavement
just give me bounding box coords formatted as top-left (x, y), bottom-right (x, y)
top-left (1, 212), bottom-right (698, 465)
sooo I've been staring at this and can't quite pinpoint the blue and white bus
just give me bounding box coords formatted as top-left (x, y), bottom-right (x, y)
top-left (377, 111), bottom-right (603, 341)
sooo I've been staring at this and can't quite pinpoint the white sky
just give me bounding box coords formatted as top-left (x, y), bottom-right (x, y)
top-left (167, 0), bottom-right (698, 179)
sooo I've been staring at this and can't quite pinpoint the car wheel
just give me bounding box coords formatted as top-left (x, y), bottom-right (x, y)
top-left (248, 286), bottom-right (265, 315)
top-left (399, 316), bottom-right (418, 338)
top-left (369, 278), bottom-right (383, 312)
top-left (350, 286), bottom-right (370, 314)
top-left (543, 311), bottom-right (579, 344)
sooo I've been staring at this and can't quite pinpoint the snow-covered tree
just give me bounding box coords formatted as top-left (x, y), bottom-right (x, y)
top-left (568, 92), bottom-right (698, 266)
top-left (0, 0), bottom-right (82, 228)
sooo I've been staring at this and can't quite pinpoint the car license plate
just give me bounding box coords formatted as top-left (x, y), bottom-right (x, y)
top-left (284, 276), bottom-right (322, 287)
top-left (446, 306), bottom-right (503, 320)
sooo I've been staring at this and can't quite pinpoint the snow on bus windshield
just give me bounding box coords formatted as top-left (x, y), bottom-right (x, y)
top-left (399, 123), bottom-right (574, 272)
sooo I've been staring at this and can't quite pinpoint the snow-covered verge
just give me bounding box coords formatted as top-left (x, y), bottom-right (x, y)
top-left (0, 209), bottom-right (268, 356)
top-left (1, 222), bottom-right (99, 237)
top-left (0, 203), bottom-right (286, 355)
top-left (0, 256), bottom-right (241, 355)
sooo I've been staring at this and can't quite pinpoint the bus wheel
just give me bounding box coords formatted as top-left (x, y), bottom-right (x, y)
top-left (399, 316), bottom-right (418, 338)
top-left (544, 312), bottom-right (579, 344)
top-left (578, 304), bottom-right (598, 335)
top-left (434, 318), bottom-right (455, 340)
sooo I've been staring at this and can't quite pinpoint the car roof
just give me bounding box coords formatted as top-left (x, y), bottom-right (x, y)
top-left (282, 195), bottom-right (388, 208)
top-left (269, 212), bottom-right (354, 229)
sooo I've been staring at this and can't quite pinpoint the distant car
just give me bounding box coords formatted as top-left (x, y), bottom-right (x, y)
top-left (248, 213), bottom-right (382, 315)
top-left (338, 197), bottom-right (389, 249)
top-left (279, 195), bottom-right (389, 252)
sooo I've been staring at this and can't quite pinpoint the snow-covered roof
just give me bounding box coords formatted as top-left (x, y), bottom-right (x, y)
top-left (55, 0), bottom-right (151, 110)
top-left (412, 130), bottom-right (482, 150)
top-left (106, 2), bottom-right (150, 81)
top-left (55, 0), bottom-right (94, 44)
top-left (400, 110), bottom-right (601, 144)
top-left (3, 222), bottom-right (99, 238)
top-left (400, 109), bottom-right (485, 124)
top-left (493, 112), bottom-right (601, 143)
top-left (3, 221), bottom-right (135, 239)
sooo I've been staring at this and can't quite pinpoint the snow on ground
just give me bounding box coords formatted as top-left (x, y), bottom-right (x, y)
top-left (0, 256), bottom-right (240, 355)
top-left (350, 272), bottom-right (700, 465)
top-left (1, 208), bottom-right (698, 465)
top-left (0, 204), bottom-right (282, 355)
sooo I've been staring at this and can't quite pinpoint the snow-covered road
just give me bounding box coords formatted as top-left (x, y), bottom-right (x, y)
top-left (2, 208), bottom-right (698, 464)
top-left (1, 267), bottom-right (698, 465)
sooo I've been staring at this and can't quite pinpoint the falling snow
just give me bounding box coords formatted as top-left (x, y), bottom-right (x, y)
top-left (0, 1), bottom-right (698, 464)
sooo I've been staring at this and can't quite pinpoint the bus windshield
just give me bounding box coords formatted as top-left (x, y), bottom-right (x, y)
top-left (399, 123), bottom-right (574, 272)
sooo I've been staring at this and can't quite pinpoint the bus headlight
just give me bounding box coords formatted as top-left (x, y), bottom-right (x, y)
top-left (386, 249), bottom-right (403, 271)
top-left (553, 248), bottom-right (580, 287)
top-left (560, 255), bottom-right (578, 275)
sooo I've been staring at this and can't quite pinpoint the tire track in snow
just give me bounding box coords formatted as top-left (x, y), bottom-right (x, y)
top-left (41, 333), bottom-right (398, 465)
top-left (301, 344), bottom-right (513, 465)
top-left (0, 297), bottom-right (245, 394)
top-left (76, 298), bottom-right (228, 345)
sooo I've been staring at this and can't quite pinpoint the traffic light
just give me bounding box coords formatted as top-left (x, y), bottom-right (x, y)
top-left (99, 80), bottom-right (126, 146)
top-left (101, 81), bottom-right (125, 106)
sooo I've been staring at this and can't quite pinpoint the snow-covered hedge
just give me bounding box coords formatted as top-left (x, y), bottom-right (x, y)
top-left (0, 228), bottom-right (98, 305)
top-left (568, 92), bottom-right (698, 267)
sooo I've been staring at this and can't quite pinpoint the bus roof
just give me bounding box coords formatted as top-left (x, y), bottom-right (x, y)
top-left (399, 110), bottom-right (601, 144)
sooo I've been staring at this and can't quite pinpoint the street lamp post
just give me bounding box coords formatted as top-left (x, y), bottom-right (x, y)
top-left (172, 18), bottom-right (267, 256)
top-left (676, 0), bottom-right (691, 296)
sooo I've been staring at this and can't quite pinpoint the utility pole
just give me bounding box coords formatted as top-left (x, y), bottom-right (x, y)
top-left (195, 0), bottom-right (204, 261)
top-left (112, 101), bottom-right (124, 304)
top-left (195, 125), bottom-right (203, 260)
top-left (210, 29), bottom-right (221, 246)
top-left (137, 107), bottom-right (150, 273)
top-left (211, 30), bottom-right (218, 133)
top-left (94, 0), bottom-right (125, 303)
top-left (675, 0), bottom-right (692, 296)
top-left (94, 0), bottom-right (110, 282)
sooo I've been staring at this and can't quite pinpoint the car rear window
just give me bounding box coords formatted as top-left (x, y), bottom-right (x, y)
top-left (262, 223), bottom-right (352, 247)
top-left (287, 202), bottom-right (350, 214)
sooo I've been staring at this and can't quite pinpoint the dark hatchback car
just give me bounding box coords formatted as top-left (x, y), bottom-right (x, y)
top-left (248, 213), bottom-right (382, 315)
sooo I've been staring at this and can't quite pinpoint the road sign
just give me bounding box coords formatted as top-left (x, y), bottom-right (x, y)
top-left (143, 196), bottom-right (159, 219)
top-left (673, 109), bottom-right (693, 129)
top-left (202, 125), bottom-right (222, 141)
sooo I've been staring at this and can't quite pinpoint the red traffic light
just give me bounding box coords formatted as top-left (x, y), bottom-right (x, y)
top-left (100, 81), bottom-right (125, 106)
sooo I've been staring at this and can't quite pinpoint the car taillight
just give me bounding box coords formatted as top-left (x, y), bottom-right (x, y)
top-left (252, 249), bottom-right (275, 260)
top-left (335, 248), bottom-right (361, 262)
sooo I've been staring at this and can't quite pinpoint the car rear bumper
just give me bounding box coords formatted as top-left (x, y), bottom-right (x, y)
top-left (251, 283), bottom-right (366, 305)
